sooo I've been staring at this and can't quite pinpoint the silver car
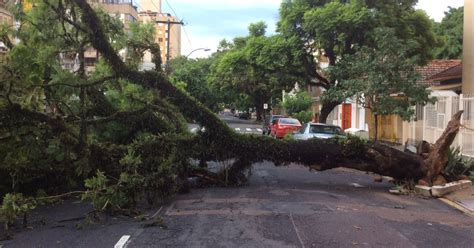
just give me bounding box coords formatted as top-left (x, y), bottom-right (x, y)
top-left (293, 123), bottom-right (345, 140)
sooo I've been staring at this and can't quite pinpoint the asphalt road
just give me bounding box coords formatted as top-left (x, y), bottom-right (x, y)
top-left (125, 164), bottom-right (474, 248)
top-left (3, 164), bottom-right (473, 248)
top-left (189, 112), bottom-right (265, 135)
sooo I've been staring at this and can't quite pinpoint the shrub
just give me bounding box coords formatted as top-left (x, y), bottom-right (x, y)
top-left (283, 92), bottom-right (312, 115)
top-left (444, 147), bottom-right (474, 182)
top-left (292, 110), bottom-right (313, 124)
top-left (1, 193), bottom-right (36, 231)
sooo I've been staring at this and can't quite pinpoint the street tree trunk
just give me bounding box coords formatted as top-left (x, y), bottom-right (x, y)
top-left (255, 105), bottom-right (263, 122)
top-left (373, 113), bottom-right (379, 143)
top-left (319, 101), bottom-right (341, 123)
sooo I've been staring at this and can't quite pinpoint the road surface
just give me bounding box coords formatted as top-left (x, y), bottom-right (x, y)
top-left (2, 163), bottom-right (474, 248)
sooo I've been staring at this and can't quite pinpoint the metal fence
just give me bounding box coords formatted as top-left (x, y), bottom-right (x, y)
top-left (461, 94), bottom-right (474, 157)
top-left (404, 94), bottom-right (474, 157)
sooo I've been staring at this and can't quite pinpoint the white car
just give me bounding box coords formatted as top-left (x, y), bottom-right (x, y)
top-left (293, 123), bottom-right (345, 140)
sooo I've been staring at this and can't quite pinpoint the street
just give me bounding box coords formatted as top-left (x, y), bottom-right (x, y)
top-left (2, 163), bottom-right (474, 248)
top-left (189, 112), bottom-right (265, 135)
top-left (127, 164), bottom-right (474, 248)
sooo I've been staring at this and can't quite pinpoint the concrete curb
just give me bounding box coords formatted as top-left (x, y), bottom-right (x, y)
top-left (438, 198), bottom-right (474, 217)
top-left (414, 180), bottom-right (472, 197)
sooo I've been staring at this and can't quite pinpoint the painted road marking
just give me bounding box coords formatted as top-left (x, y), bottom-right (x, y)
top-left (350, 183), bottom-right (365, 188)
top-left (290, 213), bottom-right (305, 248)
top-left (235, 128), bottom-right (241, 131)
top-left (246, 128), bottom-right (252, 132)
top-left (114, 235), bottom-right (131, 248)
top-left (256, 128), bottom-right (262, 132)
top-left (191, 128), bottom-right (197, 133)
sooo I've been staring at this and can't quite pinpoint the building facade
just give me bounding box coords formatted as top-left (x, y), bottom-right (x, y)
top-left (463, 0), bottom-right (473, 94)
top-left (138, 0), bottom-right (181, 69)
top-left (0, 0), bottom-right (13, 59)
top-left (61, 0), bottom-right (139, 73)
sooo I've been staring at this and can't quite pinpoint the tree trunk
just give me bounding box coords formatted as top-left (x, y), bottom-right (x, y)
top-left (374, 113), bottom-right (379, 142)
top-left (319, 101), bottom-right (341, 123)
top-left (255, 105), bottom-right (263, 122)
top-left (421, 111), bottom-right (464, 185)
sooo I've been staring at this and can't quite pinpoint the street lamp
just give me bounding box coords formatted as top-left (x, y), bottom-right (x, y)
top-left (186, 48), bottom-right (211, 58)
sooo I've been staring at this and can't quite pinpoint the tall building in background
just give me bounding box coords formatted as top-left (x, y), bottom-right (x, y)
top-left (141, 0), bottom-right (161, 12)
top-left (61, 0), bottom-right (139, 73)
top-left (138, 0), bottom-right (182, 70)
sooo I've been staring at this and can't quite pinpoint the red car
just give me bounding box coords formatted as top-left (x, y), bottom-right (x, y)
top-left (270, 118), bottom-right (302, 138)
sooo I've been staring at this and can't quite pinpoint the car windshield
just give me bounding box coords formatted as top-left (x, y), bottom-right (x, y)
top-left (280, 118), bottom-right (300, 125)
top-left (267, 115), bottom-right (283, 124)
top-left (310, 125), bottom-right (344, 135)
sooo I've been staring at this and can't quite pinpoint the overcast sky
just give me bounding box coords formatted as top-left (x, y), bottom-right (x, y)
top-left (146, 0), bottom-right (465, 58)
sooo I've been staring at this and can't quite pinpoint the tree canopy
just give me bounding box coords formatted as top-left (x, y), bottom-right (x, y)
top-left (169, 56), bottom-right (222, 113)
top-left (434, 6), bottom-right (463, 59)
top-left (277, 0), bottom-right (439, 122)
top-left (211, 22), bottom-right (303, 120)
top-left (330, 28), bottom-right (434, 139)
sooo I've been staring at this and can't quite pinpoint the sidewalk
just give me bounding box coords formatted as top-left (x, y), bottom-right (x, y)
top-left (442, 185), bottom-right (474, 216)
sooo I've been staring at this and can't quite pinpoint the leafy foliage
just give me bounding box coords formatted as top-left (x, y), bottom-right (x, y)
top-left (211, 22), bottom-right (304, 120)
top-left (283, 91), bottom-right (313, 123)
top-left (328, 28), bottom-right (433, 121)
top-left (169, 56), bottom-right (222, 113)
top-left (277, 0), bottom-right (439, 121)
top-left (1, 193), bottom-right (36, 231)
top-left (444, 147), bottom-right (474, 182)
top-left (434, 7), bottom-right (463, 59)
top-left (283, 91), bottom-right (312, 116)
top-left (0, 1), bottom-right (465, 231)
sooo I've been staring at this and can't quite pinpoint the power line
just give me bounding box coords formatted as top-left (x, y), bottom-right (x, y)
top-left (132, 0), bottom-right (142, 12)
top-left (164, 0), bottom-right (193, 49)
top-left (164, 0), bottom-right (179, 19)
top-left (150, 0), bottom-right (161, 12)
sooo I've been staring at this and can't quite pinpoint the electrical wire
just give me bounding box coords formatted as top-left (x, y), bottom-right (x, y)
top-left (163, 0), bottom-right (193, 50)
top-left (132, 0), bottom-right (143, 12)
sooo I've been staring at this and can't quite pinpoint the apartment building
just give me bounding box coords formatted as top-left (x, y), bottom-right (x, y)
top-left (71, 0), bottom-right (139, 73)
top-left (138, 0), bottom-right (181, 69)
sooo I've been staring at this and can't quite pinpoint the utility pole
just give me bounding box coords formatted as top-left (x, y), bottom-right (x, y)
top-left (155, 18), bottom-right (183, 73)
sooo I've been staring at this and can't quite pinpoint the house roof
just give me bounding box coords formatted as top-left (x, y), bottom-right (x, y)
top-left (417, 60), bottom-right (462, 86)
top-left (429, 63), bottom-right (462, 82)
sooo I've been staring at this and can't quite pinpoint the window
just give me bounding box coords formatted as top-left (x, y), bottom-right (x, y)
top-left (158, 38), bottom-right (163, 42)
top-left (85, 58), bottom-right (97, 67)
top-left (298, 124), bottom-right (308, 134)
top-left (309, 125), bottom-right (344, 135)
top-left (280, 118), bottom-right (300, 125)
top-left (415, 104), bottom-right (424, 121)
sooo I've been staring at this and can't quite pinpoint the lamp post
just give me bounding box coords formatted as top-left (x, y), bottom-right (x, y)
top-left (186, 48), bottom-right (211, 58)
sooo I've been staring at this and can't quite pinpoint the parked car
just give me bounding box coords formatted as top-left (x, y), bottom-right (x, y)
top-left (293, 123), bottom-right (345, 140)
top-left (270, 118), bottom-right (302, 138)
top-left (238, 112), bottom-right (251, 120)
top-left (262, 115), bottom-right (285, 135)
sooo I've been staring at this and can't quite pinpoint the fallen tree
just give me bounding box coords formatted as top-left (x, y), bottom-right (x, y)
top-left (0, 0), bottom-right (466, 209)
top-left (71, 0), bottom-right (463, 186)
top-left (0, 1), bottom-right (469, 234)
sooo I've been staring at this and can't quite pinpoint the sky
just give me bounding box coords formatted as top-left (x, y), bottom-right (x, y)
top-left (142, 0), bottom-right (465, 58)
